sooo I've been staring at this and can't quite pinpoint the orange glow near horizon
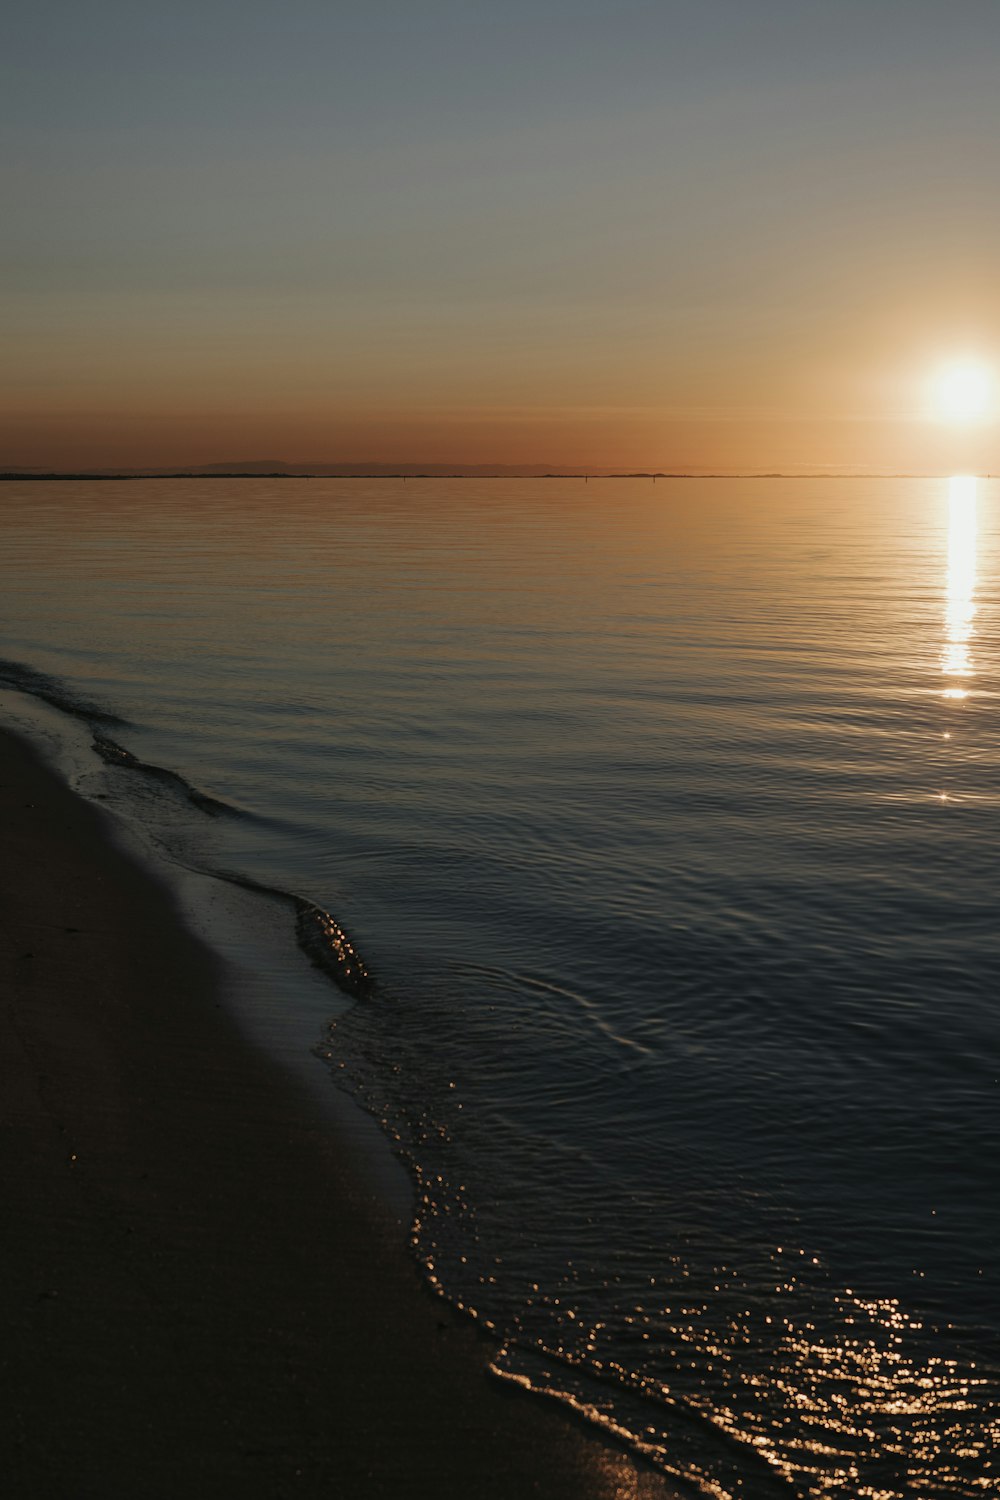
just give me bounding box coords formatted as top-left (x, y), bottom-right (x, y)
top-left (5, 404), bottom-right (1000, 475)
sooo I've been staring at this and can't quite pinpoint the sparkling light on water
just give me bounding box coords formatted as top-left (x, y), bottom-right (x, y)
top-left (943, 476), bottom-right (977, 690)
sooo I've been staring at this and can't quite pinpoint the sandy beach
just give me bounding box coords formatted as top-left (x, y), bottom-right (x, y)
top-left (0, 726), bottom-right (671, 1500)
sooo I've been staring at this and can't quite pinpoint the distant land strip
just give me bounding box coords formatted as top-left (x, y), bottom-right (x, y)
top-left (0, 470), bottom-right (966, 481)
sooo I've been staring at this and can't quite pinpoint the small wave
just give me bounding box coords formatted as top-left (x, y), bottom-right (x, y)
top-left (92, 734), bottom-right (237, 818)
top-left (0, 654), bottom-right (369, 1001)
top-left (457, 961), bottom-right (654, 1061)
top-left (1, 658), bottom-right (233, 816)
top-left (89, 736), bottom-right (372, 998)
top-left (0, 656), bottom-right (125, 726)
top-left (491, 1341), bottom-right (795, 1499)
top-left (215, 868), bottom-right (374, 1000)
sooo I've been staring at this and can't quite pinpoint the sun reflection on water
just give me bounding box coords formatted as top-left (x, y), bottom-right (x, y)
top-left (485, 1238), bottom-right (998, 1499)
top-left (942, 475), bottom-right (977, 693)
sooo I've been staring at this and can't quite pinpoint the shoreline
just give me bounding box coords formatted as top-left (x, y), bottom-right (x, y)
top-left (0, 725), bottom-right (676, 1498)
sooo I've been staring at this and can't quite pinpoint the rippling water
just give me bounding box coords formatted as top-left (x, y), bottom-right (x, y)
top-left (2, 476), bottom-right (998, 1497)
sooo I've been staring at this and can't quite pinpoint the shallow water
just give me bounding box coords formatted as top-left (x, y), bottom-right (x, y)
top-left (2, 476), bottom-right (997, 1497)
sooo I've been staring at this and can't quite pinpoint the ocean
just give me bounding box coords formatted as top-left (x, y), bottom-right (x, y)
top-left (2, 476), bottom-right (996, 1498)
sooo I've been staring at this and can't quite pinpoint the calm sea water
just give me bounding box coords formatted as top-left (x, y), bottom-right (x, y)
top-left (2, 477), bottom-right (998, 1497)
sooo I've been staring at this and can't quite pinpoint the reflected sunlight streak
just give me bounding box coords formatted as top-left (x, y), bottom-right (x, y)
top-left (942, 476), bottom-right (977, 693)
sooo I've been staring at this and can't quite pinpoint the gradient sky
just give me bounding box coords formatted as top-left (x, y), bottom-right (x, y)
top-left (6, 0), bottom-right (1000, 469)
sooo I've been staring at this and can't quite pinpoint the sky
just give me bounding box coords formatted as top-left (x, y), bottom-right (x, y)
top-left (6, 0), bottom-right (1000, 471)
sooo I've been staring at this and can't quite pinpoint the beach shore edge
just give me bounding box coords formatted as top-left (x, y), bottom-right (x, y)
top-left (0, 724), bottom-right (677, 1499)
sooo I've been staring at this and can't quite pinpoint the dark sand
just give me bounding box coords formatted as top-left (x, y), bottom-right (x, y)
top-left (0, 728), bottom-right (676, 1499)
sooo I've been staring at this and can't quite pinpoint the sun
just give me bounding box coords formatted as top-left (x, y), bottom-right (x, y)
top-left (929, 358), bottom-right (996, 425)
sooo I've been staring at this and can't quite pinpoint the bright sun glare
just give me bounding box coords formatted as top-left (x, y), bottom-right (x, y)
top-left (930, 359), bottom-right (996, 425)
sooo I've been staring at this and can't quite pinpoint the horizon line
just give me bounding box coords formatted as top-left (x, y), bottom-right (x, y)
top-left (1, 467), bottom-right (989, 482)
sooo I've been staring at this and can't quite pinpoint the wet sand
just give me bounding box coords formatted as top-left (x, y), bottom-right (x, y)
top-left (0, 726), bottom-right (675, 1499)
